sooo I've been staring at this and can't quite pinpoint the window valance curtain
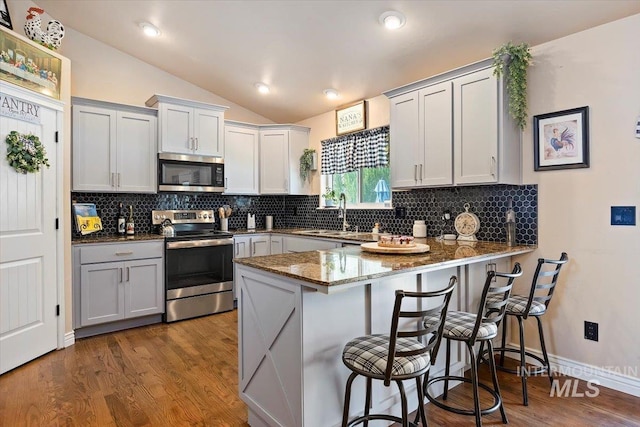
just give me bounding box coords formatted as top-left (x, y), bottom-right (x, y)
top-left (320, 125), bottom-right (389, 175)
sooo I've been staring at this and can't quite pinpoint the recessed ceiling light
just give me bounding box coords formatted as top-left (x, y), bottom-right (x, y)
top-left (323, 89), bottom-right (339, 100)
top-left (139, 22), bottom-right (161, 37)
top-left (379, 11), bottom-right (406, 30)
top-left (255, 83), bottom-right (270, 94)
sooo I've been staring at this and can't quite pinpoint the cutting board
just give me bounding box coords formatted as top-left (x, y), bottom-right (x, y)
top-left (360, 242), bottom-right (430, 254)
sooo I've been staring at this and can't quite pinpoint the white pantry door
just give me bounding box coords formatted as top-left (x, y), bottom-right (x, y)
top-left (0, 93), bottom-right (59, 374)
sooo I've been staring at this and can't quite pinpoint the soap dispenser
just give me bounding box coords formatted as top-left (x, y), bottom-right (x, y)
top-left (506, 198), bottom-right (516, 246)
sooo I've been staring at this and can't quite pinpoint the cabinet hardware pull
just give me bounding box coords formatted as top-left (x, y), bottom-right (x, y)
top-left (195, 137), bottom-right (199, 151)
top-left (120, 268), bottom-right (123, 283)
top-left (117, 172), bottom-right (121, 188)
top-left (419, 164), bottom-right (423, 181)
top-left (115, 251), bottom-right (133, 256)
top-left (491, 156), bottom-right (496, 177)
top-left (414, 165), bottom-right (418, 181)
top-left (189, 137), bottom-right (193, 150)
top-left (225, 177), bottom-right (228, 189)
top-left (111, 172), bottom-right (115, 187)
top-left (126, 267), bottom-right (130, 282)
top-left (252, 241), bottom-right (256, 255)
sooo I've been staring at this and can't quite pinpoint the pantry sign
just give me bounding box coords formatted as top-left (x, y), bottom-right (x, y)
top-left (336, 100), bottom-right (367, 136)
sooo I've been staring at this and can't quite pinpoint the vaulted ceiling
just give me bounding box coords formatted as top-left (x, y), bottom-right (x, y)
top-left (29, 0), bottom-right (640, 123)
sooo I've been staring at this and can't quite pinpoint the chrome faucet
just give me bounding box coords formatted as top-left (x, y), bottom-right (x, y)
top-left (338, 193), bottom-right (349, 231)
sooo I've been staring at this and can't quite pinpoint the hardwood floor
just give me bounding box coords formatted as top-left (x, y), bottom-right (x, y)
top-left (1, 310), bottom-right (639, 426)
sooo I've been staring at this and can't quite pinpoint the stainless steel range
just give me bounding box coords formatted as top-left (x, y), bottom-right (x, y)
top-left (152, 210), bottom-right (234, 322)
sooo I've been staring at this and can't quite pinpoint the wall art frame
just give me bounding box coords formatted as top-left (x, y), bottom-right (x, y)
top-left (0, 0), bottom-right (11, 30)
top-left (0, 26), bottom-right (61, 99)
top-left (533, 106), bottom-right (589, 171)
top-left (336, 100), bottom-right (367, 136)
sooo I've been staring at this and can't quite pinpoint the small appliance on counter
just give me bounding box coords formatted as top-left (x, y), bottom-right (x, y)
top-left (265, 215), bottom-right (273, 231)
top-left (247, 213), bottom-right (256, 231)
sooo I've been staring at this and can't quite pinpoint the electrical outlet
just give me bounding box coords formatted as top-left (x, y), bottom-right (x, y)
top-left (395, 206), bottom-right (407, 219)
top-left (584, 321), bottom-right (599, 341)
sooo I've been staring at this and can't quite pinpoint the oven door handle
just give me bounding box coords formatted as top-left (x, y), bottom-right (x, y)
top-left (166, 238), bottom-right (234, 249)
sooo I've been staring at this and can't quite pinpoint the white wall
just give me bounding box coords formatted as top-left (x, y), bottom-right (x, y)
top-left (300, 14), bottom-right (640, 381)
top-left (296, 95), bottom-right (390, 193)
top-left (6, 0), bottom-right (273, 334)
top-left (515, 13), bottom-right (640, 376)
top-left (8, 1), bottom-right (273, 124)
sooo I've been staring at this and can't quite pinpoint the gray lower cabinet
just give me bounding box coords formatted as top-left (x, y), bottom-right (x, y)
top-left (73, 241), bottom-right (164, 333)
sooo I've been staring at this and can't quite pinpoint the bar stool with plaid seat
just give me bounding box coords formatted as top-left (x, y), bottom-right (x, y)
top-left (488, 252), bottom-right (569, 406)
top-left (424, 264), bottom-right (522, 427)
top-left (341, 277), bottom-right (456, 427)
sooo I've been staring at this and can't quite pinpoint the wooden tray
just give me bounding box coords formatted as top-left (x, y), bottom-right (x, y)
top-left (360, 242), bottom-right (430, 254)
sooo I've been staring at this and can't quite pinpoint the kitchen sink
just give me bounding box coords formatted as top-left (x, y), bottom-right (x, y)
top-left (294, 230), bottom-right (371, 238)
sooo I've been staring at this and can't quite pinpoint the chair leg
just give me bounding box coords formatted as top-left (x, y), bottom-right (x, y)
top-left (443, 338), bottom-right (451, 400)
top-left (363, 377), bottom-right (372, 427)
top-left (415, 375), bottom-right (428, 427)
top-left (516, 316), bottom-right (528, 406)
top-left (467, 342), bottom-right (483, 427)
top-left (487, 339), bottom-right (508, 424)
top-left (500, 314), bottom-right (509, 366)
top-left (342, 372), bottom-right (358, 427)
top-left (536, 316), bottom-right (554, 387)
top-left (396, 380), bottom-right (409, 427)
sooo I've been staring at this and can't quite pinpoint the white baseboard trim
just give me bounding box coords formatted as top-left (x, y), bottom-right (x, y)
top-left (64, 331), bottom-right (75, 348)
top-left (504, 341), bottom-right (640, 397)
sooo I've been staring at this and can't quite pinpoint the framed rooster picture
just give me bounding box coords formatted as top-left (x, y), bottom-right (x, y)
top-left (533, 106), bottom-right (590, 171)
top-left (0, 26), bottom-right (61, 99)
top-left (0, 0), bottom-right (11, 30)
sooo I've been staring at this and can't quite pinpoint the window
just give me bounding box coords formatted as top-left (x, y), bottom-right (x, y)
top-left (320, 125), bottom-right (391, 208)
top-left (326, 166), bottom-right (391, 207)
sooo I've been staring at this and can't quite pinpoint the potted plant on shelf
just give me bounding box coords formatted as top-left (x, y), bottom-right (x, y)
top-left (322, 186), bottom-right (338, 207)
top-left (299, 148), bottom-right (316, 183)
top-left (492, 42), bottom-right (532, 130)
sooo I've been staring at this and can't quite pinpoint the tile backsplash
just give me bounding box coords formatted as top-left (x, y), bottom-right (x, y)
top-left (72, 184), bottom-right (537, 245)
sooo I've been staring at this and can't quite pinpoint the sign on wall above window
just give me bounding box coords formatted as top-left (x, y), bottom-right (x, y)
top-left (336, 100), bottom-right (367, 136)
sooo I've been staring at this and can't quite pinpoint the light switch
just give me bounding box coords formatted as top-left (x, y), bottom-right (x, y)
top-left (611, 206), bottom-right (636, 226)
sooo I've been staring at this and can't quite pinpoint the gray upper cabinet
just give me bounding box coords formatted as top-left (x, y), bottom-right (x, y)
top-left (385, 59), bottom-right (520, 188)
top-left (224, 121), bottom-right (260, 195)
top-left (72, 97), bottom-right (157, 193)
top-left (146, 94), bottom-right (228, 157)
top-left (259, 125), bottom-right (311, 195)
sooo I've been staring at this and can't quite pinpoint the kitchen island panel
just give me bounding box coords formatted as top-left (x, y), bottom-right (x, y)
top-left (238, 268), bottom-right (302, 427)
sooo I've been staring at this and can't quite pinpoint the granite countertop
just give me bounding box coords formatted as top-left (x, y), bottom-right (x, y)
top-left (234, 238), bottom-right (535, 287)
top-left (231, 228), bottom-right (379, 243)
top-left (71, 233), bottom-right (165, 245)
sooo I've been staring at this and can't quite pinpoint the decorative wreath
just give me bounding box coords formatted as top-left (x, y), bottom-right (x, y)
top-left (5, 131), bottom-right (50, 174)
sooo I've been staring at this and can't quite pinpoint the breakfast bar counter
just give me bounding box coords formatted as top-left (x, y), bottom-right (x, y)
top-left (235, 240), bottom-right (534, 427)
top-left (234, 238), bottom-right (534, 290)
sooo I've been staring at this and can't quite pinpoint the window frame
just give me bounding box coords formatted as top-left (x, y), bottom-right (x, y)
top-left (319, 169), bottom-right (392, 210)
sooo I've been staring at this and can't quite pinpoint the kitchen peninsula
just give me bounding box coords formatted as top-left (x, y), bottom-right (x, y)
top-left (234, 239), bottom-right (534, 427)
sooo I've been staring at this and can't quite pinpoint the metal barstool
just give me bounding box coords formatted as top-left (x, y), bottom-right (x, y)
top-left (424, 264), bottom-right (522, 427)
top-left (341, 277), bottom-right (456, 427)
top-left (487, 252), bottom-right (569, 406)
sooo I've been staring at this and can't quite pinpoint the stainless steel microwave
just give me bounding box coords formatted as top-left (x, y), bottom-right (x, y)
top-left (158, 153), bottom-right (224, 193)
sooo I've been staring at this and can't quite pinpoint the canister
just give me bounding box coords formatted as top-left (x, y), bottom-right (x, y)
top-left (413, 220), bottom-right (426, 238)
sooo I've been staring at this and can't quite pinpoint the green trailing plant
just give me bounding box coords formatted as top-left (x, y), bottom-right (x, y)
top-left (299, 148), bottom-right (316, 182)
top-left (492, 42), bottom-right (532, 130)
top-left (5, 131), bottom-right (50, 174)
